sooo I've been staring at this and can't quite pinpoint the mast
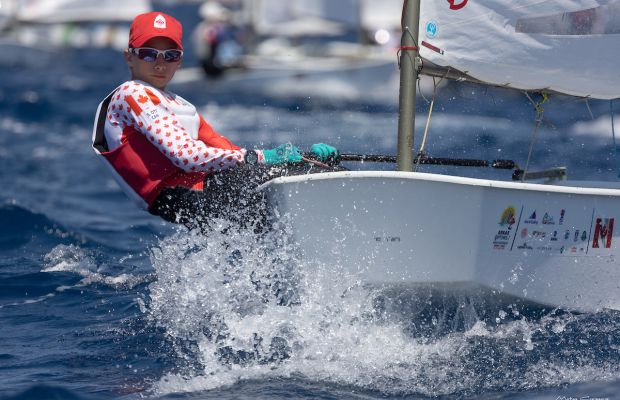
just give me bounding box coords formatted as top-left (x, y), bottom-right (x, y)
top-left (396, 0), bottom-right (420, 171)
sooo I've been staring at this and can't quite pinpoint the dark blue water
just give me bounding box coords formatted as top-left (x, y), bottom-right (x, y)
top-left (2, 4), bottom-right (620, 400)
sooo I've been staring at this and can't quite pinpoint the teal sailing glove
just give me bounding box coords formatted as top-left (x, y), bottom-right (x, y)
top-left (310, 143), bottom-right (338, 162)
top-left (262, 143), bottom-right (303, 165)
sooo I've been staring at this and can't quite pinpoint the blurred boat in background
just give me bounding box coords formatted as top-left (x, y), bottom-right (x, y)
top-left (0, 0), bottom-right (151, 66)
top-left (173, 0), bottom-right (408, 105)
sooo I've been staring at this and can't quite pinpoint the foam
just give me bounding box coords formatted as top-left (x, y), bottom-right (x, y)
top-left (42, 244), bottom-right (147, 289)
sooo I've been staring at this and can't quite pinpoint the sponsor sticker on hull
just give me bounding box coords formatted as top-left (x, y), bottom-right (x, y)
top-left (490, 205), bottom-right (616, 256)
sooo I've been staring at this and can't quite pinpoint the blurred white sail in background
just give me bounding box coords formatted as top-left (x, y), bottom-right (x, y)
top-left (0, 0), bottom-right (17, 29)
top-left (15, 0), bottom-right (151, 23)
top-left (359, 0), bottom-right (402, 32)
top-left (419, 0), bottom-right (620, 99)
top-left (247, 0), bottom-right (359, 37)
top-left (0, 0), bottom-right (152, 64)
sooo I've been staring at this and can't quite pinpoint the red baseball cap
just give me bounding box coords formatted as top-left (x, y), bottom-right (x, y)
top-left (129, 12), bottom-right (183, 50)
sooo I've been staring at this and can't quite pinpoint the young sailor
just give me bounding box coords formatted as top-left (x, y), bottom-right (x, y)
top-left (92, 12), bottom-right (338, 228)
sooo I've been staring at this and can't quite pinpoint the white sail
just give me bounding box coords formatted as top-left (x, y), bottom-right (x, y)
top-left (16, 0), bottom-right (151, 24)
top-left (419, 0), bottom-right (620, 99)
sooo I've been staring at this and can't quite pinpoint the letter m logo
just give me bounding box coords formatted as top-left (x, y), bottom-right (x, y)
top-left (592, 217), bottom-right (614, 248)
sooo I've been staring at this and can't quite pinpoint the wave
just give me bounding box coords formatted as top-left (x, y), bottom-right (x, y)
top-left (0, 203), bottom-right (75, 252)
top-left (2, 385), bottom-right (90, 400)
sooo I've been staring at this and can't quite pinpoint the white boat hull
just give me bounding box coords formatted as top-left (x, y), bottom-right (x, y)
top-left (261, 171), bottom-right (620, 312)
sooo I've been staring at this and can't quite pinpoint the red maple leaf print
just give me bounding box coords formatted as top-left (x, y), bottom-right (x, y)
top-left (137, 95), bottom-right (149, 104)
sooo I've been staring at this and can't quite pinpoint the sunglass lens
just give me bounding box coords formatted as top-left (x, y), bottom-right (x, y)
top-left (164, 50), bottom-right (183, 62)
top-left (137, 48), bottom-right (158, 62)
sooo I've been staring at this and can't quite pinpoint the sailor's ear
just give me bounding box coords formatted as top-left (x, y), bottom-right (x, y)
top-left (124, 49), bottom-right (134, 70)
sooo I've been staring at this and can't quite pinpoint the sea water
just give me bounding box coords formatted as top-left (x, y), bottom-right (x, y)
top-left (1, 4), bottom-right (620, 400)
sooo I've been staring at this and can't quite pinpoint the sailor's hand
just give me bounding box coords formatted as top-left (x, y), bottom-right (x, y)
top-left (262, 143), bottom-right (303, 165)
top-left (310, 143), bottom-right (339, 163)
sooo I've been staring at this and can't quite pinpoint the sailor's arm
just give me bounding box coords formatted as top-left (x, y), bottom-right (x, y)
top-left (111, 83), bottom-right (250, 173)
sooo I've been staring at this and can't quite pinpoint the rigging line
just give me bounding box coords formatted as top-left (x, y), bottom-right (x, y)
top-left (414, 71), bottom-right (448, 172)
top-left (418, 77), bottom-right (430, 104)
top-left (585, 98), bottom-right (594, 120)
top-left (610, 100), bottom-right (619, 178)
top-left (397, 27), bottom-right (419, 70)
top-left (522, 91), bottom-right (549, 181)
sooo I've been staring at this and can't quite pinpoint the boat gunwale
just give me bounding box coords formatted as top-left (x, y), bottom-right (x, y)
top-left (260, 170), bottom-right (620, 197)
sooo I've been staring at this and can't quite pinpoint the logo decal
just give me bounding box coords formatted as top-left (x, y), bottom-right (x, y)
top-left (425, 21), bottom-right (438, 39)
top-left (524, 210), bottom-right (538, 225)
top-left (499, 206), bottom-right (516, 228)
top-left (447, 0), bottom-right (468, 10)
top-left (542, 212), bottom-right (555, 225)
top-left (592, 218), bottom-right (614, 248)
top-left (154, 14), bottom-right (167, 29)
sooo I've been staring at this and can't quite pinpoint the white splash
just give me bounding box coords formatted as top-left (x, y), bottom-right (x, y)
top-left (146, 221), bottom-right (620, 397)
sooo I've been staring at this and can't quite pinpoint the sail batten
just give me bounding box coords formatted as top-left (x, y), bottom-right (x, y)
top-left (419, 0), bottom-right (620, 99)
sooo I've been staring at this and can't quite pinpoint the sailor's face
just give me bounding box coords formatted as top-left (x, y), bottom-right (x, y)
top-left (126, 37), bottom-right (181, 90)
